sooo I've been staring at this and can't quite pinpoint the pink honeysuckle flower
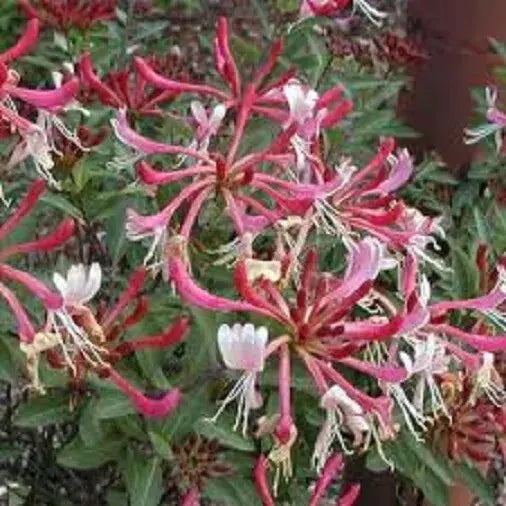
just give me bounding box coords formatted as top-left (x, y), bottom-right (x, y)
top-left (0, 17), bottom-right (79, 184)
top-left (299, 0), bottom-right (387, 26)
top-left (305, 139), bottom-right (449, 271)
top-left (112, 99), bottom-right (352, 271)
top-left (465, 87), bottom-right (506, 153)
top-left (105, 19), bottom-right (359, 270)
top-left (31, 264), bottom-right (189, 417)
top-left (337, 484), bottom-right (361, 506)
top-left (168, 240), bottom-right (408, 473)
top-left (386, 253), bottom-right (506, 426)
top-left (308, 452), bottom-right (344, 506)
top-left (0, 180), bottom-right (74, 343)
top-left (206, 323), bottom-right (267, 435)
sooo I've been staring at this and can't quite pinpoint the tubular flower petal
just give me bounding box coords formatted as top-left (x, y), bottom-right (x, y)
top-left (107, 368), bottom-right (180, 417)
top-left (0, 18), bottom-right (39, 64)
top-left (253, 455), bottom-right (275, 506)
top-left (7, 77), bottom-right (79, 109)
top-left (309, 452), bottom-right (344, 506)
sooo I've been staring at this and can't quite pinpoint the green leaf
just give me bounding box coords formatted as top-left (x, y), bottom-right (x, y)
top-left (39, 193), bottom-right (84, 221)
top-left (93, 391), bottom-right (136, 419)
top-left (57, 436), bottom-right (124, 469)
top-left (452, 461), bottom-right (495, 506)
top-left (148, 431), bottom-right (173, 459)
top-left (398, 433), bottom-right (454, 486)
top-left (195, 419), bottom-right (255, 452)
top-left (158, 385), bottom-right (207, 440)
top-left (13, 395), bottom-right (73, 428)
top-left (451, 244), bottom-right (478, 299)
top-left (79, 400), bottom-right (105, 447)
top-left (124, 451), bottom-right (164, 506)
top-left (204, 476), bottom-right (261, 506)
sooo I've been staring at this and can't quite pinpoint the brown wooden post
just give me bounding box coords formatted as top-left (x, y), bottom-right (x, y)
top-left (398, 0), bottom-right (506, 175)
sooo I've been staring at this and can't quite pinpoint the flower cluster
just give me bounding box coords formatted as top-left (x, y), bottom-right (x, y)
top-left (0, 16), bottom-right (80, 185)
top-left (1, 7), bottom-right (505, 505)
top-left (94, 17), bottom-right (506, 501)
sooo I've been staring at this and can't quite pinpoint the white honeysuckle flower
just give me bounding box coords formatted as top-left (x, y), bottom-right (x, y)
top-left (53, 263), bottom-right (102, 307)
top-left (312, 385), bottom-right (369, 473)
top-left (43, 264), bottom-right (107, 378)
top-left (398, 334), bottom-right (450, 422)
top-left (207, 323), bottom-right (268, 435)
top-left (218, 323), bottom-right (267, 371)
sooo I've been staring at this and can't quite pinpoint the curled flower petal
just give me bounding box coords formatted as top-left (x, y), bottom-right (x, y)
top-left (107, 368), bottom-right (180, 417)
top-left (170, 256), bottom-right (268, 315)
top-left (7, 77), bottom-right (79, 109)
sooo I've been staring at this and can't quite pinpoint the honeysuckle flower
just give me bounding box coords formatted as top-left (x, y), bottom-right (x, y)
top-left (465, 87), bottom-right (506, 153)
top-left (312, 385), bottom-right (369, 472)
top-left (254, 451), bottom-right (360, 505)
top-left (0, 16), bottom-right (79, 184)
top-left (32, 265), bottom-right (188, 417)
top-left (19, 0), bottom-right (117, 32)
top-left (207, 323), bottom-right (267, 435)
top-left (383, 252), bottom-right (506, 435)
top-left (189, 100), bottom-right (227, 154)
top-left (299, 0), bottom-right (387, 27)
top-left (281, 80), bottom-right (352, 181)
top-left (52, 263), bottom-right (102, 307)
top-left (0, 180), bottom-right (74, 344)
top-left (397, 335), bottom-right (450, 421)
top-left (169, 239), bottom-right (408, 472)
top-left (309, 140), bottom-right (445, 268)
top-left (113, 99), bottom-right (351, 273)
top-left (253, 455), bottom-right (275, 506)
